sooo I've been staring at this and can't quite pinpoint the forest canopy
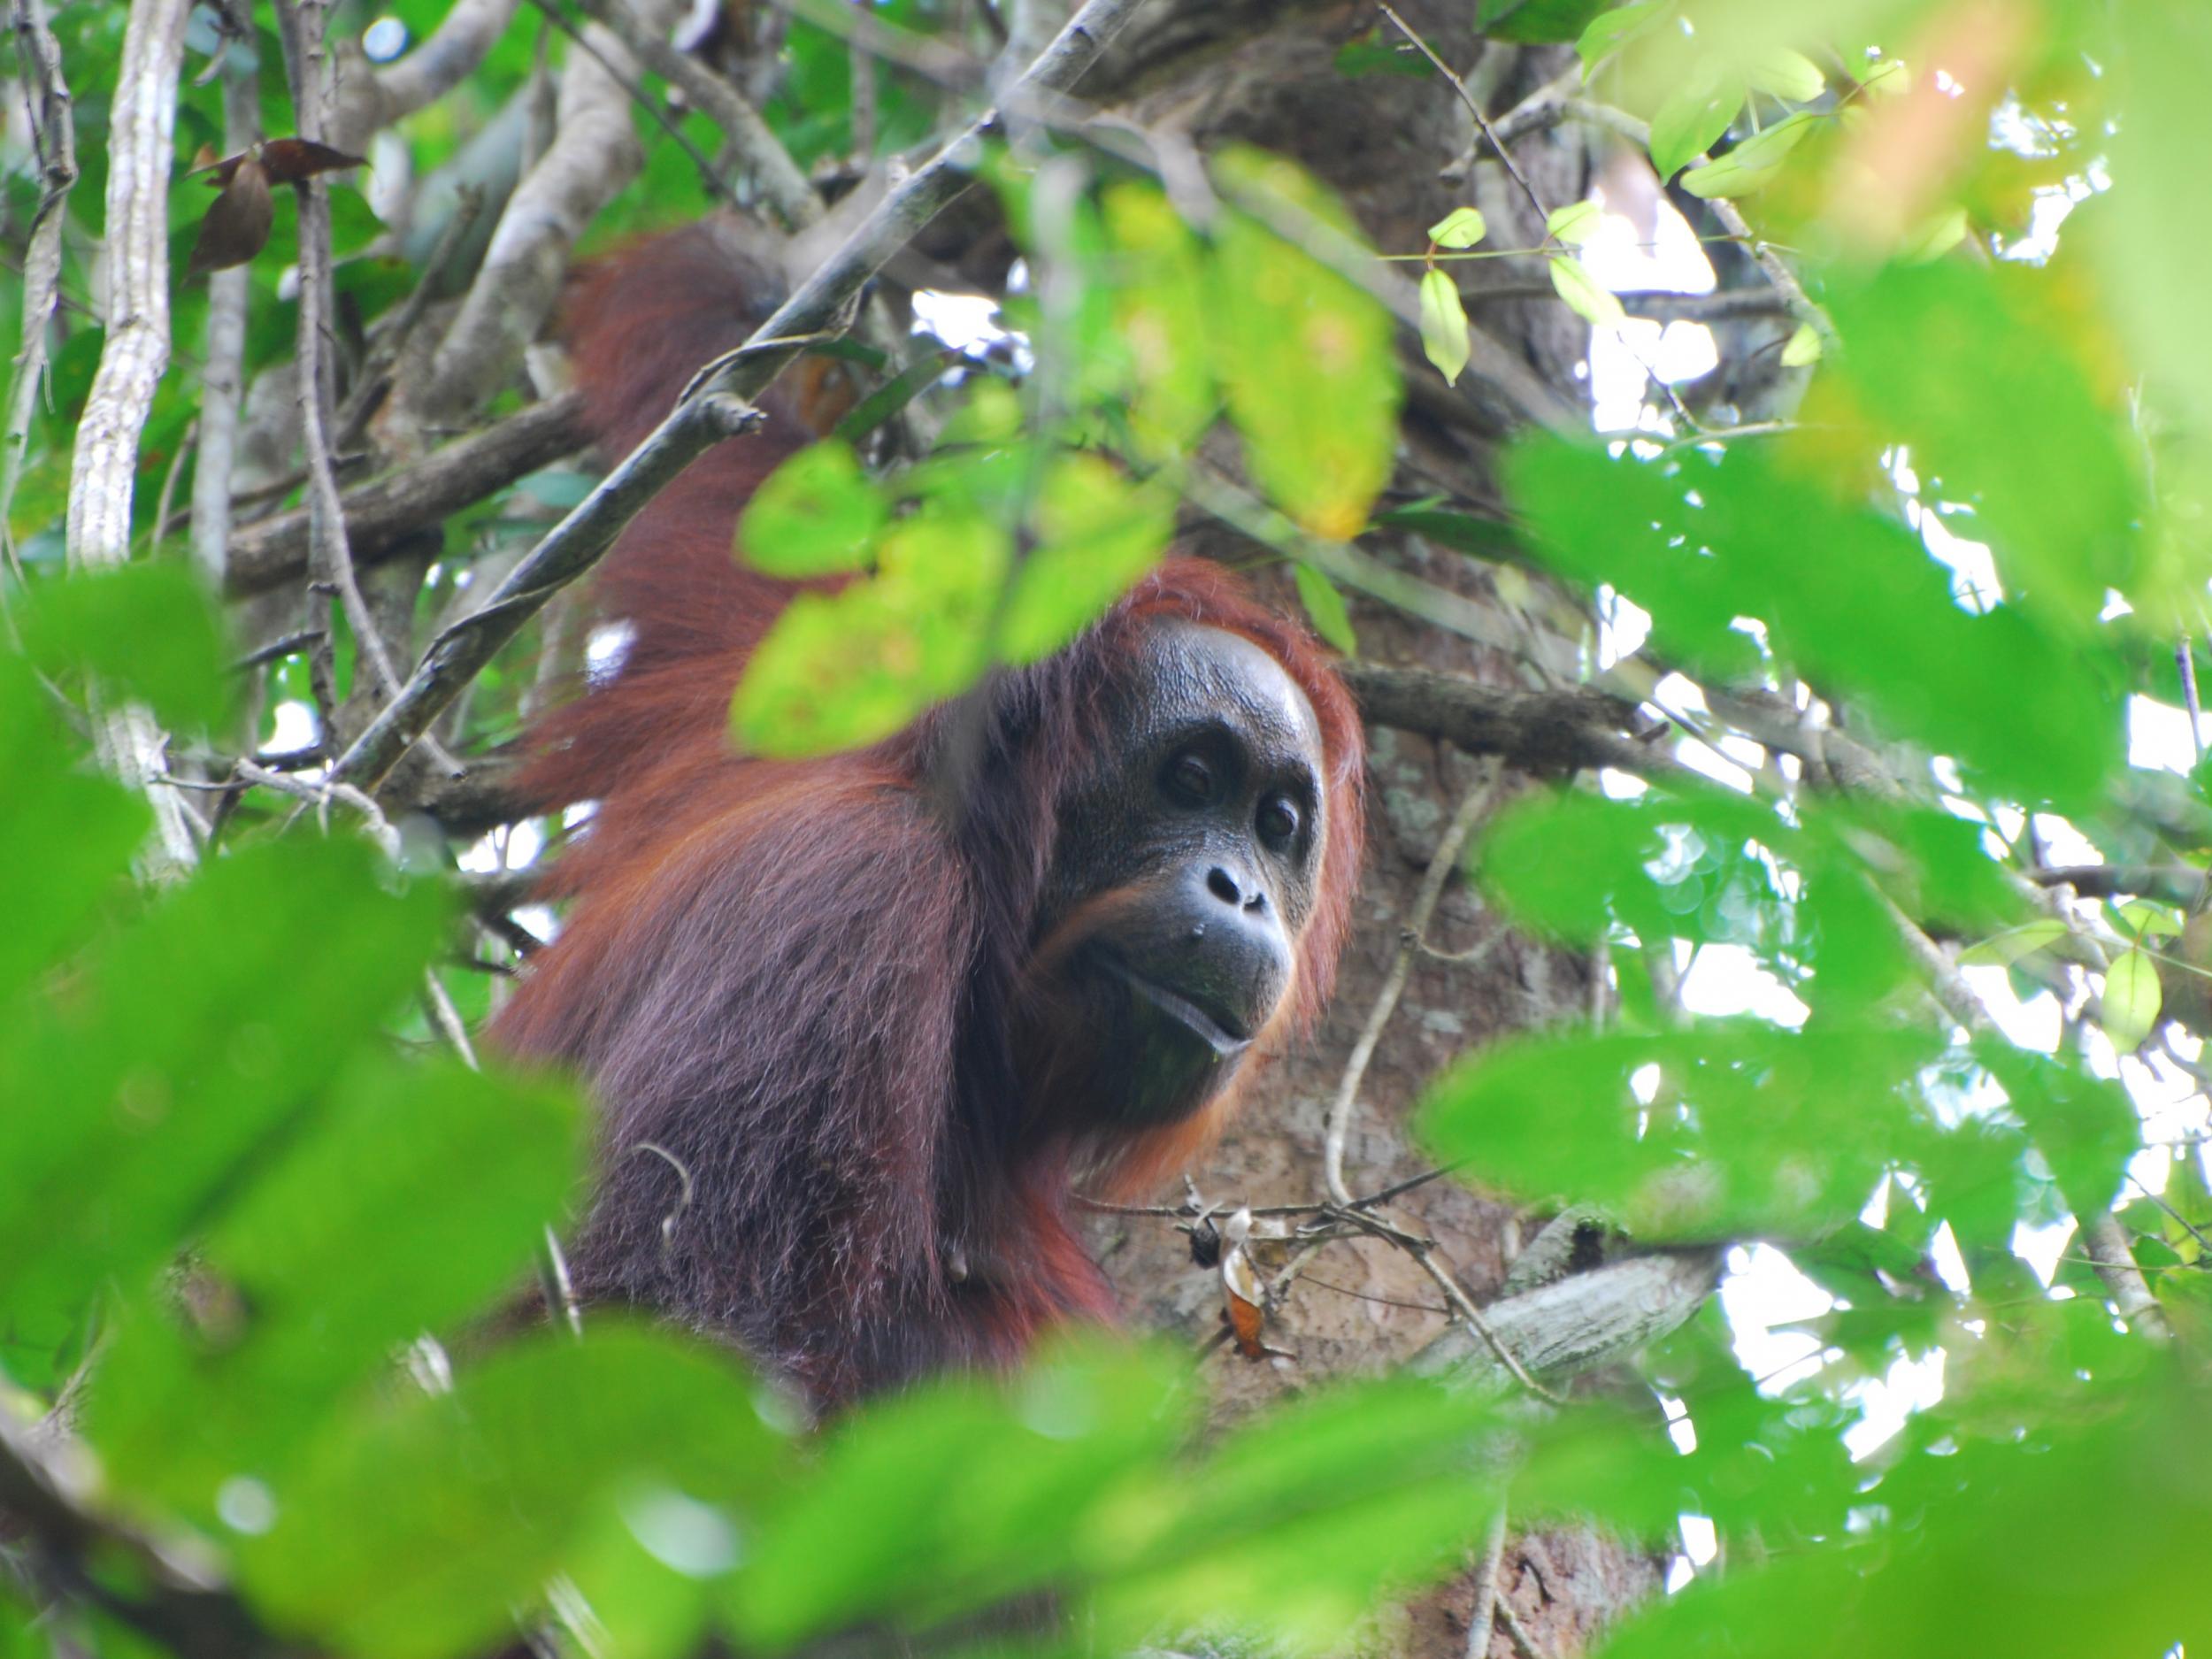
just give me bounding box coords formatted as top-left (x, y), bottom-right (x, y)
top-left (6, 1), bottom-right (2212, 1657)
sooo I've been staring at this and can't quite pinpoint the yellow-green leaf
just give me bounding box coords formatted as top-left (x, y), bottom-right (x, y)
top-left (736, 441), bottom-right (884, 576)
top-left (1101, 182), bottom-right (1216, 459)
top-left (1679, 111), bottom-right (1816, 199)
top-left (1209, 148), bottom-right (1402, 542)
top-left (998, 457), bottom-right (1173, 664)
top-left (1428, 206), bottom-right (1488, 250)
top-left (1293, 562), bottom-right (1358, 656)
top-left (1957, 918), bottom-right (2070, 968)
top-left (732, 508), bottom-right (1010, 757)
top-left (1647, 73), bottom-right (1744, 180)
top-left (1780, 323), bottom-right (1823, 367)
top-left (1898, 204), bottom-right (1969, 264)
top-left (2118, 900), bottom-right (2184, 941)
top-left (1419, 268), bottom-right (1471, 386)
top-left (1548, 254), bottom-right (1624, 329)
top-left (1747, 48), bottom-right (1825, 104)
top-left (2101, 948), bottom-right (2162, 1052)
top-left (1545, 199), bottom-right (1601, 247)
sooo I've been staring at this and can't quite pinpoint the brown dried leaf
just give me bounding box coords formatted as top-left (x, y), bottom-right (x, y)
top-left (1220, 1236), bottom-right (1269, 1360)
top-left (189, 137), bottom-right (366, 193)
top-left (186, 155), bottom-right (273, 279)
top-left (189, 148), bottom-right (247, 187)
top-left (257, 137), bottom-right (367, 185)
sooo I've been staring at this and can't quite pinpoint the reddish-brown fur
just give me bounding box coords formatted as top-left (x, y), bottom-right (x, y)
top-left (495, 222), bottom-right (1365, 1406)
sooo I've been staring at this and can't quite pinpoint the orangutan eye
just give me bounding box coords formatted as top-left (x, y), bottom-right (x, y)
top-left (1257, 794), bottom-right (1301, 849)
top-left (1164, 751), bottom-right (1216, 805)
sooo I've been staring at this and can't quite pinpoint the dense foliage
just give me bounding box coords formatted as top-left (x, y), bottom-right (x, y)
top-left (8, 1), bottom-right (2212, 1656)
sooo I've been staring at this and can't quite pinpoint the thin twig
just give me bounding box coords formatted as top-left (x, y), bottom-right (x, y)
top-left (1324, 769), bottom-right (1500, 1205)
top-left (232, 759), bottom-right (402, 859)
top-left (1402, 1228), bottom-right (1564, 1403)
top-left (227, 392), bottom-right (586, 596)
top-left (525, 0), bottom-right (735, 203)
top-left (537, 1225), bottom-right (584, 1336)
top-left (1378, 2), bottom-right (1544, 226)
top-left (421, 971), bottom-right (480, 1068)
top-left (2178, 639), bottom-right (2204, 766)
top-left (571, 0), bottom-right (824, 230)
top-left (277, 1), bottom-right (465, 782)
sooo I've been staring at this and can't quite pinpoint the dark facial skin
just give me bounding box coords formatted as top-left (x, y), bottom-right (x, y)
top-left (1028, 620), bottom-right (1329, 1128)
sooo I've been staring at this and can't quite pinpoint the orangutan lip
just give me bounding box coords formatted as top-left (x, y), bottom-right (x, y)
top-left (1105, 962), bottom-right (1252, 1056)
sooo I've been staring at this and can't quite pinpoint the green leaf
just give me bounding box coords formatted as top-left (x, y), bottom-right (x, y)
top-left (1099, 182), bottom-right (1216, 459)
top-left (1333, 35), bottom-right (1433, 78)
top-left (1824, 262), bottom-right (2139, 625)
top-left (1418, 267), bottom-right (1471, 385)
top-left (1548, 253), bottom-right (1624, 329)
top-left (1897, 204), bottom-right (1969, 263)
top-left (1779, 321), bottom-right (1823, 367)
top-left (1545, 198), bottom-right (1601, 247)
top-left (2117, 900), bottom-right (2184, 941)
top-left (1373, 505), bottom-right (1525, 562)
top-left (1502, 436), bottom-right (2124, 806)
top-left (1978, 1042), bottom-right (2139, 1224)
top-left (997, 456), bottom-right (1172, 664)
top-left (1208, 148), bottom-right (1401, 541)
top-left (731, 503), bottom-right (1011, 757)
top-left (241, 1326), bottom-right (791, 1659)
top-left (2101, 948), bottom-right (2162, 1051)
top-left (0, 659), bottom-right (149, 1009)
top-left (1957, 918), bottom-right (2070, 967)
top-left (1477, 0), bottom-right (1617, 44)
top-left (86, 1056), bottom-right (584, 1525)
top-left (1091, 1374), bottom-right (1502, 1649)
top-left (1419, 1023), bottom-right (1937, 1237)
top-left (1746, 48), bottom-right (1825, 104)
top-left (1428, 205), bottom-right (1488, 250)
top-left (1598, 1361), bottom-right (2212, 1659)
top-left (16, 561), bottom-right (229, 729)
top-left (1293, 562), bottom-right (1358, 656)
top-left (0, 837), bottom-right (448, 1326)
top-left (1474, 787), bottom-right (2007, 1014)
top-left (736, 440), bottom-right (885, 576)
top-left (2093, 3), bottom-right (2212, 439)
top-left (1577, 0), bottom-right (1669, 71)
top-left (1648, 72), bottom-right (1745, 181)
top-left (326, 186), bottom-right (385, 259)
top-left (1679, 111), bottom-right (1815, 198)
top-left (730, 1340), bottom-right (1193, 1648)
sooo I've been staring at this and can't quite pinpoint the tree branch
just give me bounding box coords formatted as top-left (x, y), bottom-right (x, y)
top-left (1340, 661), bottom-right (1672, 777)
top-left (62, 0), bottom-right (199, 878)
top-left (326, 0), bottom-right (523, 153)
top-left (222, 392), bottom-right (586, 598)
top-left (2, 0), bottom-right (76, 577)
top-left (331, 0), bottom-right (1153, 795)
top-left (572, 0), bottom-right (824, 231)
top-left (414, 0), bottom-right (686, 424)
